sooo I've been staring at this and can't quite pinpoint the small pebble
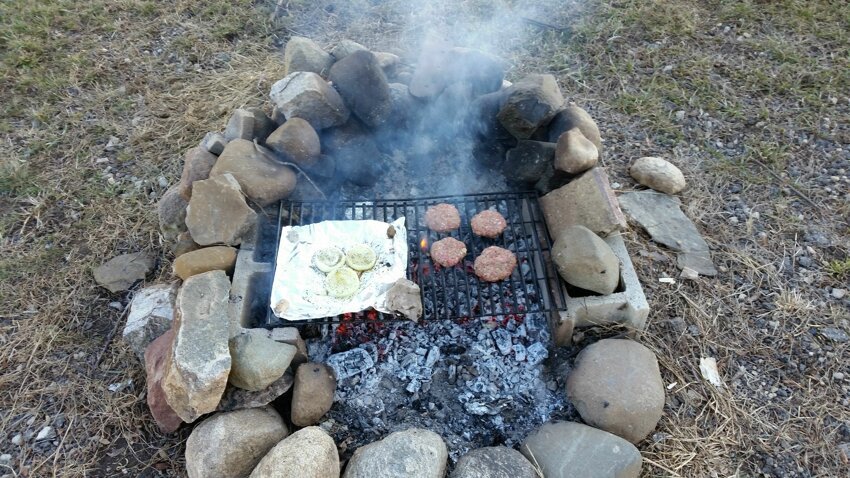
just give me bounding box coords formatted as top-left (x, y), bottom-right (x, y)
top-left (11, 434), bottom-right (22, 446)
top-left (0, 454), bottom-right (10, 463)
top-left (834, 372), bottom-right (845, 380)
top-left (833, 288), bottom-right (847, 300)
top-left (35, 426), bottom-right (54, 441)
top-left (728, 216), bottom-right (739, 224)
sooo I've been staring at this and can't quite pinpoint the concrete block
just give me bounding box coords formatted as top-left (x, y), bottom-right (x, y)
top-left (228, 248), bottom-right (273, 337)
top-left (549, 233), bottom-right (649, 346)
top-left (539, 167), bottom-right (626, 239)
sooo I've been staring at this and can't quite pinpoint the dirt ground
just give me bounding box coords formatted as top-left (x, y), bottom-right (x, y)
top-left (1, 0), bottom-right (848, 476)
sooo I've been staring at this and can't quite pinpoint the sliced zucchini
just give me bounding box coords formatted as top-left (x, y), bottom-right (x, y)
top-left (326, 267), bottom-right (360, 298)
top-left (313, 246), bottom-right (345, 273)
top-left (345, 243), bottom-right (377, 271)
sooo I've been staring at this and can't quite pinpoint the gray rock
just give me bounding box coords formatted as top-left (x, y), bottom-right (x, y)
top-left (540, 167), bottom-right (626, 239)
top-left (245, 107), bottom-right (275, 141)
top-left (387, 83), bottom-right (417, 127)
top-left (451, 446), bottom-right (539, 478)
top-left (520, 421), bottom-right (641, 478)
top-left (819, 327), bottom-right (849, 343)
top-left (291, 362), bottom-right (336, 426)
top-left (409, 35), bottom-right (454, 98)
top-left (210, 139), bottom-right (297, 207)
top-left (250, 426), bottom-right (340, 478)
top-left (217, 373), bottom-right (294, 412)
top-left (225, 108), bottom-right (257, 142)
top-left (93, 252), bottom-right (155, 293)
top-left (503, 140), bottom-right (556, 183)
top-left (629, 157), bottom-right (686, 194)
top-left (566, 339), bottom-right (665, 443)
top-left (178, 146), bottom-right (219, 200)
top-left (322, 120), bottom-right (384, 186)
top-left (554, 128), bottom-right (598, 174)
top-left (202, 132), bottom-right (227, 155)
top-left (618, 192), bottom-right (717, 276)
top-left (343, 428), bottom-right (447, 478)
top-left (123, 282), bottom-right (178, 361)
top-left (374, 51), bottom-right (401, 77)
top-left (173, 231), bottom-right (200, 258)
top-left (329, 50), bottom-right (392, 128)
top-left (186, 406), bottom-right (288, 478)
top-left (163, 271), bottom-right (232, 422)
top-left (265, 117), bottom-right (321, 167)
top-left (185, 174), bottom-right (256, 246)
top-left (173, 246), bottom-right (237, 280)
top-left (547, 103), bottom-right (603, 154)
top-left (386, 278), bottom-right (423, 322)
top-left (447, 47), bottom-right (506, 97)
top-left (229, 330), bottom-right (297, 391)
top-left (330, 39), bottom-right (368, 60)
top-left (283, 36), bottom-right (334, 76)
top-left (270, 72), bottom-right (350, 130)
top-left (553, 225), bottom-right (620, 295)
top-left (265, 327), bottom-right (309, 366)
top-left (497, 74), bottom-right (564, 139)
top-left (158, 185), bottom-right (189, 242)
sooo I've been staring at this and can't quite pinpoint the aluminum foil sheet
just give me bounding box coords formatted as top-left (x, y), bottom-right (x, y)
top-left (270, 217), bottom-right (408, 321)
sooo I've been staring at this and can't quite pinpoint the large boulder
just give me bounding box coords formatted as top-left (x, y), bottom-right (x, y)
top-left (93, 252), bottom-right (155, 293)
top-left (144, 329), bottom-right (182, 433)
top-left (451, 446), bottom-right (539, 478)
top-left (265, 118), bottom-right (321, 167)
top-left (185, 174), bottom-right (256, 246)
top-left (123, 282), bottom-right (178, 361)
top-left (270, 72), bottom-right (350, 130)
top-left (249, 426), bottom-right (340, 478)
top-left (282, 36), bottom-right (334, 76)
top-left (520, 421), bottom-right (641, 478)
top-left (547, 103), bottom-right (602, 154)
top-left (566, 339), bottom-right (665, 443)
top-left (173, 246), bottom-right (237, 280)
top-left (552, 225), bottom-right (620, 295)
top-left (228, 330), bottom-right (297, 392)
top-left (210, 139), bottom-right (297, 206)
top-left (554, 128), bottom-right (598, 174)
top-left (291, 362), bottom-right (336, 426)
top-left (343, 428), bottom-right (447, 478)
top-left (503, 140), bottom-right (556, 184)
top-left (162, 271), bottom-right (232, 422)
top-left (629, 157), bottom-right (686, 194)
top-left (158, 185), bottom-right (189, 242)
top-left (497, 74), bottom-right (564, 139)
top-left (185, 406), bottom-right (288, 478)
top-left (329, 50), bottom-right (392, 128)
top-left (178, 146), bottom-right (219, 200)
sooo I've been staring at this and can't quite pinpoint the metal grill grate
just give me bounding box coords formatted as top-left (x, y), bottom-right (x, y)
top-left (264, 191), bottom-right (567, 326)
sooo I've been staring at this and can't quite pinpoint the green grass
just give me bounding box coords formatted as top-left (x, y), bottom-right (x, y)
top-left (827, 258), bottom-right (850, 279)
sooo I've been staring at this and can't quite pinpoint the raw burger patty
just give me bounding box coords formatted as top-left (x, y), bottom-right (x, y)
top-left (474, 246), bottom-right (517, 282)
top-left (430, 237), bottom-right (467, 267)
top-left (424, 203), bottom-right (461, 232)
top-left (471, 209), bottom-right (507, 238)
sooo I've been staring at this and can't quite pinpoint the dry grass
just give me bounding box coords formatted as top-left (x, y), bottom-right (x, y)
top-left (1, 0), bottom-right (848, 476)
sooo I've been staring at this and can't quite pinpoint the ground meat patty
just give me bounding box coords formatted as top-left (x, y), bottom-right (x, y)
top-left (424, 203), bottom-right (461, 232)
top-left (474, 246), bottom-right (517, 282)
top-left (430, 237), bottom-right (467, 267)
top-left (470, 209), bottom-right (507, 238)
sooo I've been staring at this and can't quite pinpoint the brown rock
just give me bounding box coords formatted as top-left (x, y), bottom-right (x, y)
top-left (173, 246), bottom-right (237, 280)
top-left (566, 339), bottom-right (665, 443)
top-left (185, 174), bottom-right (256, 246)
top-left (629, 157), bottom-right (686, 194)
top-left (210, 139), bottom-right (297, 206)
top-left (539, 167), bottom-right (626, 239)
top-left (144, 329), bottom-right (182, 433)
top-left (554, 128), bottom-right (598, 174)
top-left (229, 330), bottom-right (297, 391)
top-left (173, 231), bottom-right (200, 258)
top-left (158, 185), bottom-right (189, 242)
top-left (93, 252), bottom-right (155, 293)
top-left (178, 147), bottom-right (219, 200)
top-left (265, 327), bottom-right (309, 366)
top-left (330, 39), bottom-right (368, 61)
top-left (249, 426), bottom-right (340, 478)
top-left (547, 103), bottom-right (603, 154)
top-left (552, 225), bottom-right (620, 295)
top-left (217, 373), bottom-right (294, 413)
top-left (291, 362), bottom-right (336, 426)
top-left (283, 36), bottom-right (334, 76)
top-left (265, 118), bottom-right (321, 167)
top-left (497, 74), bottom-right (564, 139)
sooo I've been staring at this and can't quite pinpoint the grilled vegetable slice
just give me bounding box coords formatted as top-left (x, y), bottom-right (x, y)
top-left (313, 246), bottom-right (345, 273)
top-left (345, 244), bottom-right (377, 271)
top-left (326, 267), bottom-right (360, 297)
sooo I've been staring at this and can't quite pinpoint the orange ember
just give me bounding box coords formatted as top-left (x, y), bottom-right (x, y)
top-left (420, 237), bottom-right (428, 250)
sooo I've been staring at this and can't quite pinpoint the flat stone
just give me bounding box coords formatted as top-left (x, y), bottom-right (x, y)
top-left (265, 117), bottom-right (321, 167)
top-left (163, 271), bottom-right (232, 422)
top-left (386, 278), bottom-right (423, 322)
top-left (451, 446), bottom-right (538, 478)
top-left (158, 185), bottom-right (189, 242)
top-left (202, 132), bottom-right (227, 155)
top-left (343, 428), bottom-right (447, 478)
top-left (270, 71), bottom-right (350, 130)
top-left (229, 329), bottom-right (296, 391)
top-left (178, 146), bottom-right (219, 200)
top-left (93, 252), bottom-right (155, 293)
top-left (123, 282), bottom-right (178, 361)
top-left (185, 174), bottom-right (256, 246)
top-left (547, 103), bottom-right (603, 154)
top-left (819, 327), bottom-right (849, 343)
top-left (283, 36), bottom-right (334, 76)
top-left (566, 339), bottom-right (665, 443)
top-left (540, 167), bottom-right (626, 239)
top-left (173, 246), bottom-right (237, 280)
top-left (291, 362), bottom-right (336, 426)
top-left (210, 139), bottom-right (297, 207)
top-left (520, 421), bottom-right (641, 478)
top-left (630, 157), bottom-right (686, 194)
top-left (186, 406), bottom-right (288, 478)
top-left (497, 74), bottom-right (564, 139)
top-left (503, 140), bottom-right (556, 183)
top-left (618, 192), bottom-right (716, 275)
top-left (264, 327), bottom-right (309, 366)
top-left (144, 329), bottom-right (183, 433)
top-left (554, 127), bottom-right (598, 174)
top-left (330, 39), bottom-right (368, 60)
top-left (217, 372), bottom-right (294, 412)
top-left (250, 426), bottom-right (340, 478)
top-left (329, 50), bottom-right (392, 128)
top-left (552, 225), bottom-right (620, 295)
